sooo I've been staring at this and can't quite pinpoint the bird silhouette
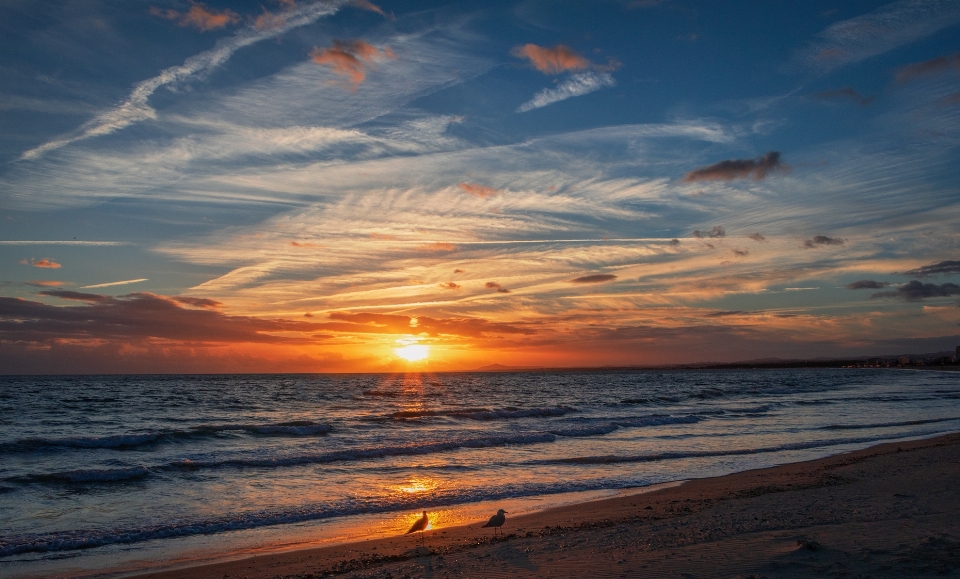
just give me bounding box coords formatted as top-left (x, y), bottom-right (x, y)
top-left (482, 508), bottom-right (507, 535)
top-left (406, 510), bottom-right (428, 545)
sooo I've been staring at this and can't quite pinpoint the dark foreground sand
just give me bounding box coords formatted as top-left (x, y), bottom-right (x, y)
top-left (134, 433), bottom-right (960, 578)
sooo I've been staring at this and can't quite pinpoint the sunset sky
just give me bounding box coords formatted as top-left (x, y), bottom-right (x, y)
top-left (2, 0), bottom-right (960, 373)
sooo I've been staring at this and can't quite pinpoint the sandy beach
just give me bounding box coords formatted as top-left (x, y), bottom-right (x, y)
top-left (129, 432), bottom-right (960, 579)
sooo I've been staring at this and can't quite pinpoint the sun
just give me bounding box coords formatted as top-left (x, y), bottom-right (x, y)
top-left (395, 344), bottom-right (429, 362)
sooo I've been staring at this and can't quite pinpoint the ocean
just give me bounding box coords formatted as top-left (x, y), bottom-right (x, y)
top-left (1, 369), bottom-right (958, 578)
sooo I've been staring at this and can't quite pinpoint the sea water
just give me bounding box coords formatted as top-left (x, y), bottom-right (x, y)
top-left (1, 369), bottom-right (958, 577)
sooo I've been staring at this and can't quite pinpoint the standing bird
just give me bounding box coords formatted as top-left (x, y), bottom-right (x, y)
top-left (482, 509), bottom-right (508, 535)
top-left (406, 510), bottom-right (428, 545)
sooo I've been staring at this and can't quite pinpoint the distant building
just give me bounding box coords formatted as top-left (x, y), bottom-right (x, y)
top-left (898, 356), bottom-right (911, 366)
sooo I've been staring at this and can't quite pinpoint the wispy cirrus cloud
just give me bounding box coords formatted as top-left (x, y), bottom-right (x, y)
top-left (459, 182), bottom-right (501, 198)
top-left (516, 71), bottom-right (616, 112)
top-left (19, 0), bottom-right (346, 161)
top-left (683, 152), bottom-right (786, 182)
top-left (149, 2), bottom-right (240, 32)
top-left (798, 0), bottom-right (960, 72)
top-left (310, 39), bottom-right (395, 90)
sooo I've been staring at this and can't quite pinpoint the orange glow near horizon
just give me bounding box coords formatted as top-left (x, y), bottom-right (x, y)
top-left (394, 344), bottom-right (429, 362)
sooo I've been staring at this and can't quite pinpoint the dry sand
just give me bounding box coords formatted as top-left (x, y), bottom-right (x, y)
top-left (133, 433), bottom-right (960, 578)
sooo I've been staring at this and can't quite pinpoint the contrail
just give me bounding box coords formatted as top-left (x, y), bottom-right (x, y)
top-left (80, 279), bottom-right (149, 289)
top-left (19, 0), bottom-right (347, 161)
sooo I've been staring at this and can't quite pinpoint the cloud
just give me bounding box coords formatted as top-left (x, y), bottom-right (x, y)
top-left (803, 235), bottom-right (845, 248)
top-left (80, 278), bottom-right (148, 289)
top-left (19, 1), bottom-right (343, 161)
top-left (26, 280), bottom-right (65, 288)
top-left (310, 39), bottom-right (394, 89)
top-left (28, 258), bottom-right (62, 269)
top-left (570, 274), bottom-right (617, 284)
top-left (150, 3), bottom-right (240, 32)
top-left (732, 249), bottom-right (748, 257)
top-left (693, 226), bottom-right (725, 239)
top-left (417, 242), bottom-right (457, 252)
top-left (748, 233), bottom-right (767, 242)
top-left (683, 152), bottom-right (786, 182)
top-left (871, 280), bottom-right (960, 301)
top-left (0, 291), bottom-right (323, 344)
top-left (511, 44), bottom-right (590, 74)
top-left (811, 87), bottom-right (874, 106)
top-left (895, 53), bottom-right (960, 83)
top-left (901, 259), bottom-right (960, 277)
top-left (325, 312), bottom-right (531, 337)
top-left (453, 268), bottom-right (465, 273)
top-left (516, 71), bottom-right (616, 112)
top-left (459, 182), bottom-right (501, 198)
top-left (439, 282), bottom-right (460, 290)
top-left (349, 0), bottom-right (388, 17)
top-left (846, 280), bottom-right (888, 289)
top-left (668, 238), bottom-right (680, 246)
top-left (798, 0), bottom-right (960, 73)
top-left (485, 281), bottom-right (511, 293)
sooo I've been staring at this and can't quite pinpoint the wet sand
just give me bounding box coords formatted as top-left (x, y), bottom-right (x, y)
top-left (132, 433), bottom-right (960, 578)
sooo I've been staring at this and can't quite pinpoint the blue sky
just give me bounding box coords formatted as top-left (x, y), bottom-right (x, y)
top-left (2, 0), bottom-right (960, 373)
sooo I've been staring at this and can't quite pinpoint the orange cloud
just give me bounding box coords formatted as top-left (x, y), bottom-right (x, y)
top-left (350, 0), bottom-right (387, 17)
top-left (325, 312), bottom-right (531, 338)
top-left (311, 39), bottom-right (393, 89)
top-left (290, 241), bottom-right (320, 248)
top-left (370, 233), bottom-right (397, 240)
top-left (29, 258), bottom-right (62, 269)
top-left (418, 242), bottom-right (457, 252)
top-left (485, 281), bottom-right (511, 293)
top-left (439, 282), bottom-right (461, 290)
top-left (254, 10), bottom-right (286, 30)
top-left (459, 182), bottom-right (501, 198)
top-left (150, 2), bottom-right (239, 32)
top-left (27, 280), bottom-right (65, 287)
top-left (511, 44), bottom-right (590, 74)
top-left (453, 268), bottom-right (465, 273)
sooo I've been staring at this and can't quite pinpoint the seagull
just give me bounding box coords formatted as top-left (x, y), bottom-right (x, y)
top-left (406, 510), bottom-right (428, 545)
top-left (482, 509), bottom-right (508, 535)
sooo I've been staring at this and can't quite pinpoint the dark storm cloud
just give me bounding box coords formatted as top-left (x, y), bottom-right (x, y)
top-left (811, 87), bottom-right (874, 106)
top-left (900, 260), bottom-right (960, 277)
top-left (570, 274), bottom-right (617, 284)
top-left (683, 152), bottom-right (786, 182)
top-left (871, 281), bottom-right (960, 301)
top-left (0, 291), bottom-right (323, 344)
top-left (803, 235), bottom-right (845, 248)
top-left (846, 280), bottom-right (888, 290)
